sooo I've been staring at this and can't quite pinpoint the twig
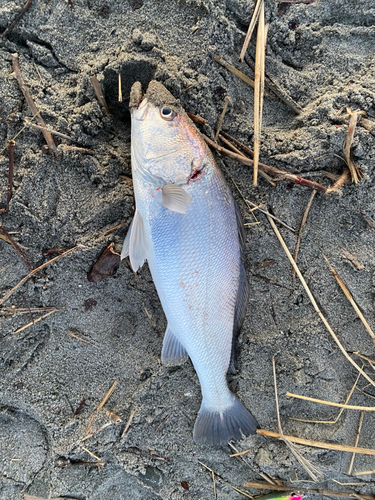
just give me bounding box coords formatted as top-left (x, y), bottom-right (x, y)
top-left (228, 441), bottom-right (278, 485)
top-left (90, 75), bottom-right (110, 115)
top-left (121, 409), bottom-right (135, 438)
top-left (343, 109), bottom-right (363, 184)
top-left (18, 290), bottom-right (34, 324)
top-left (0, 225), bottom-right (34, 271)
top-left (26, 121), bottom-right (72, 140)
top-left (239, 0), bottom-right (264, 62)
top-left (81, 446), bottom-right (102, 462)
top-left (272, 357), bottom-right (323, 481)
top-left (14, 308), bottom-right (60, 334)
top-left (67, 331), bottom-right (93, 344)
top-left (342, 249), bottom-right (364, 270)
top-left (267, 215), bottom-right (375, 389)
top-left (245, 200), bottom-right (295, 232)
top-left (245, 56), bottom-right (302, 114)
top-left (355, 468), bottom-right (375, 476)
top-left (203, 134), bottom-right (328, 192)
top-left (214, 96), bottom-right (230, 141)
top-left (82, 422), bottom-right (112, 442)
top-left (85, 381), bottom-right (118, 434)
top-left (59, 145), bottom-right (95, 155)
top-left (0, 110), bottom-right (41, 156)
top-left (33, 62), bottom-right (44, 85)
top-left (353, 352), bottom-right (375, 369)
top-left (220, 131), bottom-right (254, 156)
top-left (94, 220), bottom-right (129, 239)
top-left (292, 190), bottom-right (317, 279)
top-left (6, 140), bottom-right (15, 212)
top-left (360, 116), bottom-right (375, 136)
top-left (322, 254), bottom-right (375, 343)
top-left (326, 167), bottom-right (351, 193)
top-left (289, 370), bottom-right (362, 424)
top-left (118, 73), bottom-right (122, 102)
top-left (219, 134), bottom-right (276, 186)
top-left (256, 429), bottom-right (375, 456)
top-left (253, 2), bottom-right (265, 186)
top-left (348, 410), bottom-right (365, 474)
top-left (197, 460), bottom-right (217, 499)
top-left (0, 244), bottom-right (80, 306)
top-left (243, 481), bottom-right (375, 499)
top-left (1, 0), bottom-right (33, 38)
top-left (187, 112), bottom-right (207, 126)
top-left (215, 55), bottom-right (255, 89)
top-left (0, 306), bottom-right (57, 315)
top-left (287, 392), bottom-right (375, 411)
top-left (11, 53), bottom-right (57, 155)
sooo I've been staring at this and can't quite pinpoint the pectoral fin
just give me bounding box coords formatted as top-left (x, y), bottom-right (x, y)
top-left (121, 210), bottom-right (148, 272)
top-left (160, 184), bottom-right (192, 214)
top-left (120, 220), bottom-right (133, 260)
top-left (161, 326), bottom-right (188, 365)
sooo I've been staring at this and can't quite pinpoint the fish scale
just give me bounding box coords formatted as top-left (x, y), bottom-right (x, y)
top-left (122, 80), bottom-right (259, 445)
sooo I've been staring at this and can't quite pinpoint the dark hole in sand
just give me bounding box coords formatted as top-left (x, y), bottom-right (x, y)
top-left (103, 59), bottom-right (157, 128)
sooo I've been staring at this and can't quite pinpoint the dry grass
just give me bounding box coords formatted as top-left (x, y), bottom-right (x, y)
top-left (287, 391), bottom-right (375, 411)
top-left (85, 381), bottom-right (118, 434)
top-left (266, 215), bottom-right (375, 389)
top-left (214, 96), bottom-right (230, 141)
top-left (0, 245), bottom-right (81, 306)
top-left (252, 2), bottom-right (266, 186)
top-left (323, 254), bottom-right (375, 343)
top-left (239, 0), bottom-right (264, 62)
top-left (292, 189), bottom-right (317, 279)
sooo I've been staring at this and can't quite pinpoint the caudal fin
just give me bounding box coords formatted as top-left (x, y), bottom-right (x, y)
top-left (193, 396), bottom-right (258, 446)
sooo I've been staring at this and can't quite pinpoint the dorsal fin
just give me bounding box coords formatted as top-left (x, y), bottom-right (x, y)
top-left (228, 201), bottom-right (249, 375)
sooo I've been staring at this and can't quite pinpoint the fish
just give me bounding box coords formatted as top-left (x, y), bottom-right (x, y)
top-left (121, 80), bottom-right (259, 446)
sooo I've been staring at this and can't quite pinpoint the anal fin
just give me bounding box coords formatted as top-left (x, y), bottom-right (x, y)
top-left (161, 326), bottom-right (188, 365)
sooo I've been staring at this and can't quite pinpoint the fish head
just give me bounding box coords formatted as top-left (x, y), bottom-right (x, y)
top-left (130, 80), bottom-right (207, 185)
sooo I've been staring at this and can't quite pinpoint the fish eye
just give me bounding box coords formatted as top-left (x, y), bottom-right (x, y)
top-left (160, 107), bottom-right (175, 120)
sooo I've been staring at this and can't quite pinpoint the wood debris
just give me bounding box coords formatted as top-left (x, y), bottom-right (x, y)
top-left (343, 108), bottom-right (365, 183)
top-left (11, 53), bottom-right (57, 155)
top-left (90, 75), bottom-right (110, 115)
top-left (342, 249), bottom-right (364, 270)
top-left (1, 0), bottom-right (33, 39)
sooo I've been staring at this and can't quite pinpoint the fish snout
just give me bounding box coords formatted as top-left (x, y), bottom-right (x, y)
top-left (129, 81), bottom-right (144, 113)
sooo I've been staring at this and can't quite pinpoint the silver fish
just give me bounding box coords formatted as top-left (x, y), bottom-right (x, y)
top-left (122, 81), bottom-right (258, 446)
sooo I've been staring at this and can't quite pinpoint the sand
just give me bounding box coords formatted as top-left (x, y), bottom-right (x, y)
top-left (0, 0), bottom-right (375, 498)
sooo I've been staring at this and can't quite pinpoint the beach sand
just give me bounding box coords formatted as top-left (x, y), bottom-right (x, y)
top-left (0, 0), bottom-right (375, 498)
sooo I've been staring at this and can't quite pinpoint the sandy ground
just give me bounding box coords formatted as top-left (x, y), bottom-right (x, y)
top-left (0, 0), bottom-right (375, 499)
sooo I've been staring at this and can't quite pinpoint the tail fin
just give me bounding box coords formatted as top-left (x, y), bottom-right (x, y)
top-left (193, 396), bottom-right (258, 446)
